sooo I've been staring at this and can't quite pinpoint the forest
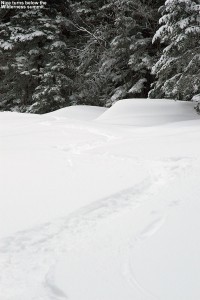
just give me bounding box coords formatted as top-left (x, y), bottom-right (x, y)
top-left (0, 0), bottom-right (199, 113)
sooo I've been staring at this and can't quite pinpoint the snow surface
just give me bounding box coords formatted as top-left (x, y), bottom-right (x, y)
top-left (97, 98), bottom-right (197, 125)
top-left (0, 99), bottom-right (200, 300)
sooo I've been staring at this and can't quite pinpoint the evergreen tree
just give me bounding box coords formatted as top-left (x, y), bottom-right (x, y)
top-left (149, 0), bottom-right (200, 101)
top-left (71, 0), bottom-right (162, 106)
top-left (0, 1), bottom-right (75, 113)
top-left (0, 0), bottom-right (165, 113)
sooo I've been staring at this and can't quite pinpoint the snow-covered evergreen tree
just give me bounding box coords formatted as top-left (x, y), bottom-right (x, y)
top-left (149, 0), bottom-right (200, 101)
top-left (103, 0), bottom-right (156, 106)
top-left (0, 0), bottom-right (164, 112)
top-left (72, 0), bottom-right (161, 106)
top-left (0, 2), bottom-right (75, 113)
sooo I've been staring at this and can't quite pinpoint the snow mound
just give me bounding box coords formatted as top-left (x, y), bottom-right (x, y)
top-left (0, 111), bottom-right (40, 121)
top-left (46, 105), bottom-right (107, 121)
top-left (96, 99), bottom-right (198, 126)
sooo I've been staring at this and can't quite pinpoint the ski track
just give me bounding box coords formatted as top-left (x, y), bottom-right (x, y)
top-left (120, 157), bottom-right (194, 300)
top-left (0, 156), bottom-right (193, 300)
top-left (44, 266), bottom-right (68, 300)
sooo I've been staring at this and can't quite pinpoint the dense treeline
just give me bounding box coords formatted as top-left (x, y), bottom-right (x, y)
top-left (0, 0), bottom-right (199, 113)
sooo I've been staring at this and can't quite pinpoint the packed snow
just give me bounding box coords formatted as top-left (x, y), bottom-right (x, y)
top-left (0, 99), bottom-right (200, 300)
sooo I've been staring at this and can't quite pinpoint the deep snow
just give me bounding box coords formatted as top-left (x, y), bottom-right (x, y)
top-left (0, 99), bottom-right (200, 300)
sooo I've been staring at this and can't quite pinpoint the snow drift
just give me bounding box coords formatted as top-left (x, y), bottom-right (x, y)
top-left (97, 98), bottom-right (198, 126)
top-left (47, 105), bottom-right (107, 121)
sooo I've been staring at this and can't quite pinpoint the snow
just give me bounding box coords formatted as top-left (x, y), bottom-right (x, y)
top-left (97, 98), bottom-right (198, 126)
top-left (46, 105), bottom-right (107, 120)
top-left (0, 41), bottom-right (13, 50)
top-left (128, 79), bottom-right (147, 94)
top-left (50, 41), bottom-right (67, 50)
top-left (0, 98), bottom-right (200, 300)
top-left (192, 93), bottom-right (200, 102)
top-left (11, 31), bottom-right (46, 42)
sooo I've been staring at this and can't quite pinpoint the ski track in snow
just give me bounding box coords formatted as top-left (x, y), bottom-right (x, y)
top-left (44, 266), bottom-right (68, 300)
top-left (0, 152), bottom-right (193, 300)
top-left (120, 157), bottom-right (194, 300)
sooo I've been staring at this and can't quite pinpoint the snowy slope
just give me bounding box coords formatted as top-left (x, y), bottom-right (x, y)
top-left (0, 99), bottom-right (200, 300)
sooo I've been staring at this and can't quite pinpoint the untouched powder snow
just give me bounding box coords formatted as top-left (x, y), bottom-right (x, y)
top-left (97, 98), bottom-right (198, 126)
top-left (0, 99), bottom-right (200, 300)
top-left (46, 105), bottom-right (107, 121)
